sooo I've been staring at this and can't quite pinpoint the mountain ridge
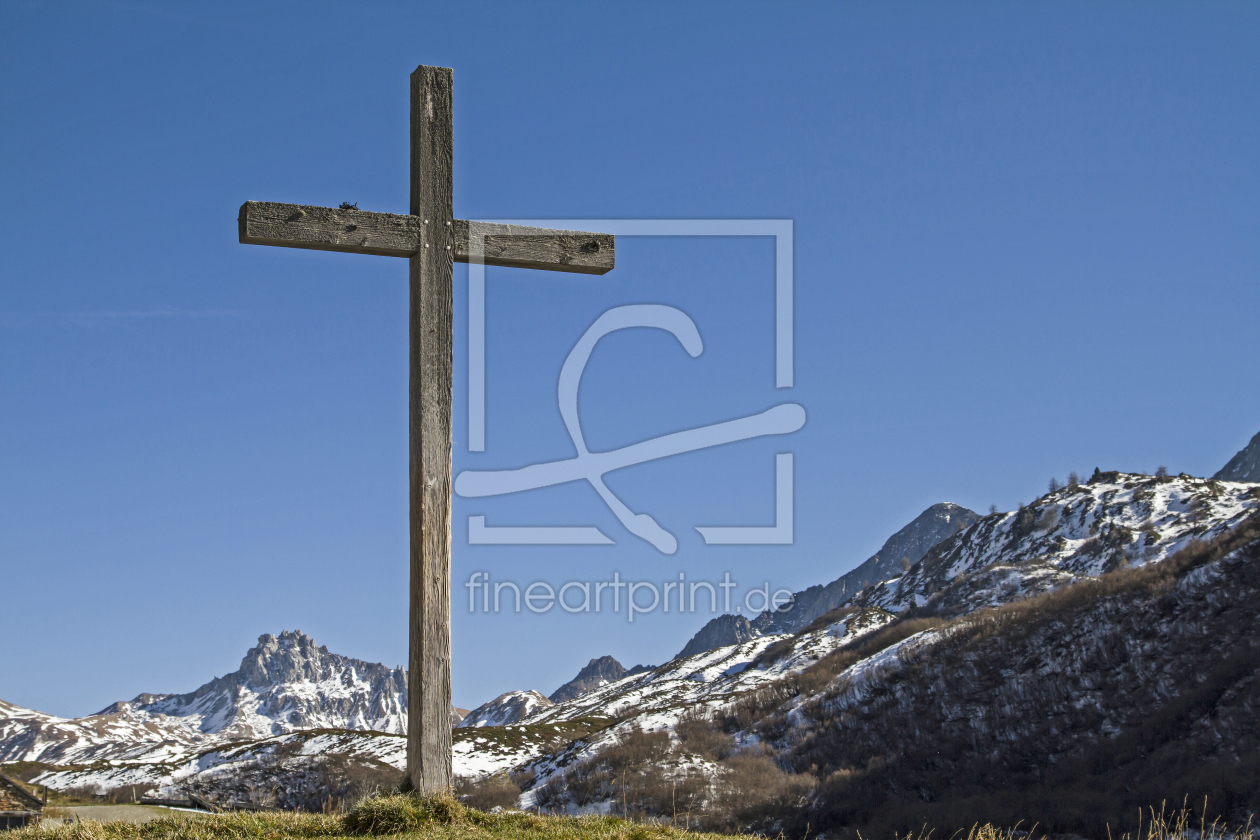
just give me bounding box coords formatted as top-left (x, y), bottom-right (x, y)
top-left (675, 501), bottom-right (980, 658)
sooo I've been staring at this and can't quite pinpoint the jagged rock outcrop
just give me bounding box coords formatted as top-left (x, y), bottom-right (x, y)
top-left (675, 614), bottom-right (759, 659)
top-left (674, 502), bottom-right (979, 657)
top-left (548, 656), bottom-right (652, 703)
top-left (458, 690), bottom-right (554, 728)
top-left (1216, 429), bottom-right (1260, 483)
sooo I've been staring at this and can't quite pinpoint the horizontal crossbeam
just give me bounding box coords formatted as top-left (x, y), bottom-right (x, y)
top-left (238, 201), bottom-right (614, 274)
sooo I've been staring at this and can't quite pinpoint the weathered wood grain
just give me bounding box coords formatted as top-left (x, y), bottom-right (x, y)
top-left (408, 63), bottom-right (454, 794)
top-left (457, 220), bottom-right (614, 274)
top-left (239, 202), bottom-right (614, 274)
top-left (239, 202), bottom-right (421, 258)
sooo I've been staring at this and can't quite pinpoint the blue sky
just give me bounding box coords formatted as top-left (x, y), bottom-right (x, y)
top-left (1, 1), bottom-right (1257, 716)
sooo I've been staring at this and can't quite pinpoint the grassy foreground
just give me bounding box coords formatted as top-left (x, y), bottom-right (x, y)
top-left (8, 793), bottom-right (752, 840)
top-left (10, 792), bottom-right (1248, 840)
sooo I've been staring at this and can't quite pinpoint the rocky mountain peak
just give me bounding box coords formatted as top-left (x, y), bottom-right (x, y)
top-left (676, 615), bottom-right (759, 659)
top-left (127, 631), bottom-right (411, 739)
top-left (238, 630), bottom-right (341, 689)
top-left (1216, 429), bottom-right (1260, 483)
top-left (549, 656), bottom-right (653, 704)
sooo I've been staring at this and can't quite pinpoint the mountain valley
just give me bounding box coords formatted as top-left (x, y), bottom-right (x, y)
top-left (5, 437), bottom-right (1260, 836)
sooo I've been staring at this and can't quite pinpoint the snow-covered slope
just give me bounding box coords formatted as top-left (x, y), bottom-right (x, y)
top-left (853, 472), bottom-right (1259, 615)
top-left (756, 512), bottom-right (1260, 835)
top-left (0, 697), bottom-right (213, 765)
top-left (529, 608), bottom-right (892, 728)
top-left (674, 503), bottom-right (979, 657)
top-left (468, 470), bottom-right (1260, 809)
top-left (458, 691), bottom-right (554, 728)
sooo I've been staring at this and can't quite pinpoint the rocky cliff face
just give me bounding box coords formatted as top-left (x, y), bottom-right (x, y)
top-left (674, 502), bottom-right (980, 658)
top-left (1216, 429), bottom-right (1260, 483)
top-left (548, 656), bottom-right (652, 704)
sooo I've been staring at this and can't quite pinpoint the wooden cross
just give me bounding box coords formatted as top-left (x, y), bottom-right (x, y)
top-left (236, 64), bottom-right (614, 792)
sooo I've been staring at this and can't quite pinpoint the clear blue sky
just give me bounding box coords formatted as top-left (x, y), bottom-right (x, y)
top-left (2, 1), bottom-right (1257, 717)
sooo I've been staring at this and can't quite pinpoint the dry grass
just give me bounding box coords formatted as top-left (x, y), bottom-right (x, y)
top-left (5, 792), bottom-right (752, 839)
top-left (875, 800), bottom-right (1258, 840)
top-left (14, 796), bottom-right (1247, 840)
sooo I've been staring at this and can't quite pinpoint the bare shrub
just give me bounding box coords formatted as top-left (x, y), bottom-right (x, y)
top-left (534, 725), bottom-right (670, 814)
top-left (716, 682), bottom-right (800, 733)
top-left (58, 786), bottom-right (104, 803)
top-left (1012, 503), bottom-right (1036, 536)
top-left (707, 749), bottom-right (816, 833)
top-left (453, 774), bottom-right (520, 812)
top-left (674, 711), bottom-right (734, 760)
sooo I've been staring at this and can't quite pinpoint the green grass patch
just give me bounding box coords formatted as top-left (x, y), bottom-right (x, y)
top-left (453, 717), bottom-right (611, 753)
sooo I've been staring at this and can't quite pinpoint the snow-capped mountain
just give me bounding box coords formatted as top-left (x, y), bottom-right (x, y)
top-left (0, 630), bottom-right (461, 766)
top-left (458, 691), bottom-right (554, 728)
top-left (0, 696), bottom-right (213, 766)
top-left (502, 475), bottom-right (1260, 833)
top-left (527, 607), bottom-right (896, 728)
top-left (755, 507), bottom-right (1260, 835)
top-left (548, 656), bottom-right (654, 703)
top-left (125, 630), bottom-right (409, 740)
top-left (7, 450), bottom-right (1258, 828)
top-left (853, 471), bottom-right (1259, 615)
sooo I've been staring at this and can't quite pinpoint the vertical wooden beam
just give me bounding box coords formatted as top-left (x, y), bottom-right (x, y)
top-left (407, 64), bottom-right (454, 793)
